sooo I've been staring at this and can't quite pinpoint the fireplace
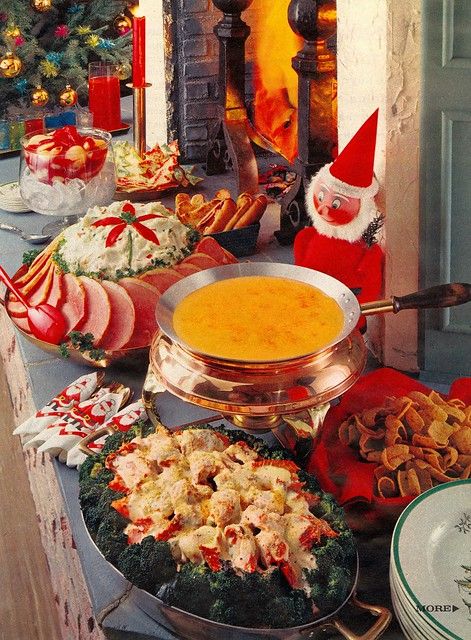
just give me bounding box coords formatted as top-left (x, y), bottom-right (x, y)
top-left (142, 0), bottom-right (338, 242)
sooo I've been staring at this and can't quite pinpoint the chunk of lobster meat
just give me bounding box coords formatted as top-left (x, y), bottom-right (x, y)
top-left (175, 428), bottom-right (228, 456)
top-left (284, 513), bottom-right (338, 549)
top-left (255, 529), bottom-right (290, 567)
top-left (188, 450), bottom-right (223, 485)
top-left (178, 525), bottom-right (222, 566)
top-left (208, 489), bottom-right (241, 528)
top-left (224, 524), bottom-right (258, 573)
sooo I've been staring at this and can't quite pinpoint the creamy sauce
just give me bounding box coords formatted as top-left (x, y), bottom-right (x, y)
top-left (107, 427), bottom-right (340, 591)
top-left (173, 275), bottom-right (344, 361)
top-left (57, 201), bottom-right (193, 278)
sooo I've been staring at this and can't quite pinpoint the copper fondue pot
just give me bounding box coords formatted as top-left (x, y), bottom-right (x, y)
top-left (151, 263), bottom-right (470, 431)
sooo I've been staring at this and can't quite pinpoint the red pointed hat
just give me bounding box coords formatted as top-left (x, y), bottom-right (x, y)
top-left (329, 109), bottom-right (379, 188)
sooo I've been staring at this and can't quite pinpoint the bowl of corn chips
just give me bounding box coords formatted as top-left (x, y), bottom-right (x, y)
top-left (309, 368), bottom-right (471, 532)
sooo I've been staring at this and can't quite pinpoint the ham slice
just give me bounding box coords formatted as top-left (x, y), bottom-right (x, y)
top-left (139, 267), bottom-right (182, 294)
top-left (14, 248), bottom-right (51, 286)
top-left (45, 267), bottom-right (64, 308)
top-left (99, 280), bottom-right (136, 351)
top-left (118, 278), bottom-right (160, 348)
top-left (173, 262), bottom-right (200, 277)
top-left (180, 252), bottom-right (220, 270)
top-left (59, 273), bottom-right (86, 334)
top-left (26, 262), bottom-right (55, 306)
top-left (6, 297), bottom-right (27, 318)
top-left (75, 276), bottom-right (111, 346)
top-left (19, 256), bottom-right (52, 296)
top-left (195, 236), bottom-right (238, 265)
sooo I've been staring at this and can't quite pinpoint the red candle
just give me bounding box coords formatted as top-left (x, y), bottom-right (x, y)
top-left (132, 14), bottom-right (146, 87)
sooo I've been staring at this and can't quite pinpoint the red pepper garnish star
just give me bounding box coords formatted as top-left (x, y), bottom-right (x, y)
top-left (92, 202), bottom-right (163, 247)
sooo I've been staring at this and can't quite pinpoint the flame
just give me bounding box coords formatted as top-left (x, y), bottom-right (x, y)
top-left (252, 0), bottom-right (301, 163)
top-left (251, 0), bottom-right (337, 164)
top-left (129, 3), bottom-right (143, 18)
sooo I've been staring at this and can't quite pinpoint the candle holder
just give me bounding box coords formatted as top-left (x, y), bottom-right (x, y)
top-left (127, 82), bottom-right (152, 156)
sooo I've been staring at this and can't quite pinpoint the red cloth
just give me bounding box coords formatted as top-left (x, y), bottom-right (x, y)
top-left (308, 368), bottom-right (471, 509)
top-left (294, 227), bottom-right (384, 305)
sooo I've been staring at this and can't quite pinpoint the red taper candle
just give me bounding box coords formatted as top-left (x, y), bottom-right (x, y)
top-left (132, 13), bottom-right (146, 87)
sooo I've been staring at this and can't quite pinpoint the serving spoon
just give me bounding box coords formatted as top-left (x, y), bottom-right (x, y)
top-left (0, 265), bottom-right (66, 344)
top-left (0, 222), bottom-right (51, 245)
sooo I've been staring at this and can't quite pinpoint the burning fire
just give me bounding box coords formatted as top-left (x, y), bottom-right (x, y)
top-left (251, 0), bottom-right (337, 164)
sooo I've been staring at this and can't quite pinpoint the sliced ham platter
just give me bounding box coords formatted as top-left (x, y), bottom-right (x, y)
top-left (6, 200), bottom-right (237, 362)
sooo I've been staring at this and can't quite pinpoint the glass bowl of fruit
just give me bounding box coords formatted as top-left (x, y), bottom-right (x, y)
top-left (19, 125), bottom-right (116, 236)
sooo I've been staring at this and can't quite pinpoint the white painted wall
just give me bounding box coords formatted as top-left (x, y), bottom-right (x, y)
top-left (337, 0), bottom-right (421, 371)
top-left (138, 0), bottom-right (168, 147)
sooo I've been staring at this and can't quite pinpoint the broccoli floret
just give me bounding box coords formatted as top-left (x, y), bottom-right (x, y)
top-left (101, 431), bottom-right (127, 455)
top-left (95, 509), bottom-right (128, 564)
top-left (158, 563), bottom-right (213, 619)
top-left (267, 591), bottom-right (312, 628)
top-left (208, 568), bottom-right (311, 628)
top-left (305, 564), bottom-right (353, 614)
top-left (303, 531), bottom-right (356, 617)
top-left (117, 536), bottom-right (177, 592)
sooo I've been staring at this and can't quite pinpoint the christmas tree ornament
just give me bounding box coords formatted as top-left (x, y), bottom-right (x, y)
top-left (0, 51), bottom-right (23, 78)
top-left (114, 13), bottom-right (132, 36)
top-left (31, 85), bottom-right (49, 107)
top-left (31, 0), bottom-right (52, 12)
top-left (59, 84), bottom-right (78, 107)
top-left (5, 25), bottom-right (21, 39)
top-left (294, 109), bottom-right (384, 332)
top-left (116, 61), bottom-right (131, 80)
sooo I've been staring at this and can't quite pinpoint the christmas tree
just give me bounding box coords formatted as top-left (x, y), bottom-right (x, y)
top-left (0, 0), bottom-right (132, 118)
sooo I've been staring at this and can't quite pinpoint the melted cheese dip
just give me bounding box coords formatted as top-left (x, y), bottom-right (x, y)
top-left (173, 275), bottom-right (344, 361)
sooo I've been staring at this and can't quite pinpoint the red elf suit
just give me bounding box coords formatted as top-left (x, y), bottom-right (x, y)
top-left (294, 109), bottom-right (384, 331)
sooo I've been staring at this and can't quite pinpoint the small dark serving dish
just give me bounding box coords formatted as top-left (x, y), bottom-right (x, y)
top-left (209, 222), bottom-right (260, 258)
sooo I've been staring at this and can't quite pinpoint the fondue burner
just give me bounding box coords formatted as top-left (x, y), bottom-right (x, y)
top-left (149, 329), bottom-right (366, 430)
top-left (150, 263), bottom-right (471, 455)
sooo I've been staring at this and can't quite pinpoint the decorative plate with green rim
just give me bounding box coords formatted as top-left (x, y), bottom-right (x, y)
top-left (392, 479), bottom-right (471, 640)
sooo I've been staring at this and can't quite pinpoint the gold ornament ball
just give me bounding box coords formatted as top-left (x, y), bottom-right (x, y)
top-left (114, 13), bottom-right (132, 36)
top-left (0, 52), bottom-right (23, 78)
top-left (5, 25), bottom-right (21, 39)
top-left (31, 86), bottom-right (49, 107)
top-left (59, 84), bottom-right (78, 107)
top-left (31, 0), bottom-right (52, 12)
top-left (116, 62), bottom-right (131, 80)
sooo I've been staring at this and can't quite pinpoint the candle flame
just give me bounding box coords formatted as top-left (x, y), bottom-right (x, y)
top-left (129, 4), bottom-right (144, 18)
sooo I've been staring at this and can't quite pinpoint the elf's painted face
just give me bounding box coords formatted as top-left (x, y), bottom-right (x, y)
top-left (312, 177), bottom-right (361, 226)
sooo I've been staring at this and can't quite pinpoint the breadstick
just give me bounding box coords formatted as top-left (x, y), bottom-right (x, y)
top-left (223, 193), bottom-right (253, 231)
top-left (203, 199), bottom-right (238, 234)
top-left (233, 195), bottom-right (268, 229)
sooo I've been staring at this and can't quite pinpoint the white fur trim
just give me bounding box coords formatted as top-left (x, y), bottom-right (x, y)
top-left (305, 168), bottom-right (380, 242)
top-left (312, 163), bottom-right (379, 199)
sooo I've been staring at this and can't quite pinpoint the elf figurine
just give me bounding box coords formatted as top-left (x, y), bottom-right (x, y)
top-left (293, 109), bottom-right (384, 331)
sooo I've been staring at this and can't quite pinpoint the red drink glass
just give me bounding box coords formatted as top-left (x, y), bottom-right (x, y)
top-left (88, 63), bottom-right (123, 132)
